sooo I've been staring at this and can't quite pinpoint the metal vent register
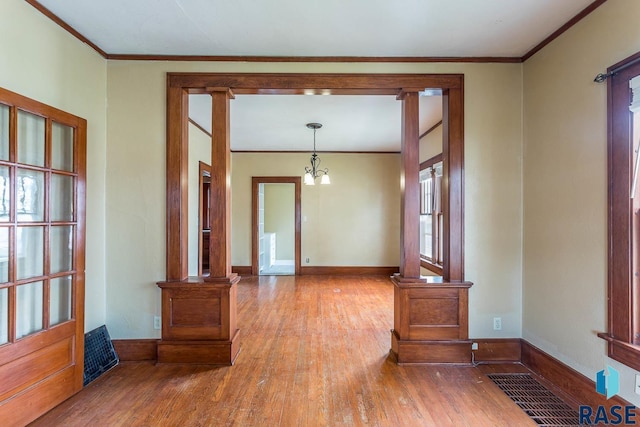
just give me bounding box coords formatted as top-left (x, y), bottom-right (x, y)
top-left (83, 325), bottom-right (119, 386)
top-left (487, 373), bottom-right (580, 427)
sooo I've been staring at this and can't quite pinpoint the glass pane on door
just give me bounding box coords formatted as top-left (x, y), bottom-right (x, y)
top-left (17, 111), bottom-right (45, 167)
top-left (0, 287), bottom-right (7, 344)
top-left (51, 174), bottom-right (74, 221)
top-left (50, 225), bottom-right (73, 274)
top-left (52, 122), bottom-right (74, 172)
top-left (0, 104), bottom-right (8, 161)
top-left (16, 281), bottom-right (43, 339)
top-left (0, 228), bottom-right (8, 283)
top-left (17, 169), bottom-right (45, 222)
top-left (16, 226), bottom-right (44, 280)
top-left (0, 166), bottom-right (9, 222)
top-left (50, 276), bottom-right (72, 326)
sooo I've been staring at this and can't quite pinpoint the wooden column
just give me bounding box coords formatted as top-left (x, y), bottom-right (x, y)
top-left (157, 88), bottom-right (240, 365)
top-left (398, 90), bottom-right (422, 279)
top-left (165, 86), bottom-right (189, 281)
top-left (391, 89), bottom-right (472, 364)
top-left (208, 88), bottom-right (236, 281)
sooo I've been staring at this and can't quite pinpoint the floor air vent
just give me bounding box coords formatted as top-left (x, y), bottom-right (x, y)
top-left (84, 325), bottom-right (119, 386)
top-left (487, 373), bottom-right (579, 427)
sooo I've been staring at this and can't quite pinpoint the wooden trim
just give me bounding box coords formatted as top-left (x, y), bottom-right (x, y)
top-left (300, 266), bottom-right (399, 276)
top-left (521, 340), bottom-right (631, 408)
top-left (170, 73), bottom-right (465, 92)
top-left (108, 54), bottom-right (523, 63)
top-left (111, 339), bottom-right (158, 362)
top-left (189, 118), bottom-right (211, 138)
top-left (442, 86), bottom-right (465, 282)
top-left (231, 266), bottom-right (252, 276)
top-left (398, 90), bottom-right (422, 279)
top-left (420, 258), bottom-right (443, 276)
top-left (597, 333), bottom-right (640, 372)
top-left (165, 85), bottom-right (189, 281)
top-left (251, 177), bottom-right (302, 276)
top-left (420, 153), bottom-right (443, 171)
top-left (419, 120), bottom-right (442, 140)
top-left (471, 338), bottom-right (521, 363)
top-left (521, 0), bottom-right (608, 62)
top-left (208, 89), bottom-right (234, 279)
top-left (25, 0), bottom-right (108, 58)
top-left (391, 331), bottom-right (472, 364)
top-left (197, 162), bottom-right (211, 276)
top-left (604, 53), bottom-right (640, 370)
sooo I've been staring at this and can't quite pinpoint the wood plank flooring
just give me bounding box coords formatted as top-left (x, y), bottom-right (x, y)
top-left (30, 275), bottom-right (536, 426)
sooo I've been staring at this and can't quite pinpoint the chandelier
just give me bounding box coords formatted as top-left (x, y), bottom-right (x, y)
top-left (303, 123), bottom-right (330, 185)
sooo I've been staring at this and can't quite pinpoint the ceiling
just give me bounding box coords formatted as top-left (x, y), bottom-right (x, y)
top-left (32, 0), bottom-right (597, 152)
top-left (36, 0), bottom-right (594, 58)
top-left (190, 94), bottom-right (442, 152)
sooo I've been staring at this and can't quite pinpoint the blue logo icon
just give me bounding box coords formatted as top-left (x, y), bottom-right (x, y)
top-left (596, 365), bottom-right (620, 399)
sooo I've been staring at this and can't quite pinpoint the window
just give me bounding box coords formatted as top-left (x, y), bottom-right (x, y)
top-left (602, 53), bottom-right (640, 371)
top-left (419, 155), bottom-right (443, 275)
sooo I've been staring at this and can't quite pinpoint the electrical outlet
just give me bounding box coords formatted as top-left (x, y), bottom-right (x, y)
top-left (154, 316), bottom-right (161, 330)
top-left (471, 342), bottom-right (478, 351)
top-left (493, 317), bottom-right (502, 331)
top-left (635, 374), bottom-right (640, 395)
top-left (305, 257), bottom-right (310, 263)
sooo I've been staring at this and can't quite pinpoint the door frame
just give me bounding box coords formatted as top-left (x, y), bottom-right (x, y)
top-left (251, 176), bottom-right (301, 276)
top-left (197, 161), bottom-right (211, 276)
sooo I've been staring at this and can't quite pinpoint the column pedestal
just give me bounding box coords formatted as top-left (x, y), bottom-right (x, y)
top-left (390, 275), bottom-right (473, 364)
top-left (157, 276), bottom-right (240, 365)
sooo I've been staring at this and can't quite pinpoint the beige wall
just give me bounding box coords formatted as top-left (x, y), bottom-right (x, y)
top-left (232, 153), bottom-right (400, 266)
top-left (188, 123), bottom-right (211, 276)
top-left (523, 0), bottom-right (640, 405)
top-left (0, 0), bottom-right (107, 332)
top-left (105, 60), bottom-right (523, 340)
top-left (264, 184), bottom-right (295, 261)
top-left (419, 124), bottom-right (443, 162)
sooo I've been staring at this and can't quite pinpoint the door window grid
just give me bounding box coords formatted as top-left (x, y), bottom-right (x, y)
top-left (0, 102), bottom-right (78, 344)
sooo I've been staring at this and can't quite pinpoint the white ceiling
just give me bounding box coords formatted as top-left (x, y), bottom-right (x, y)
top-left (33, 0), bottom-right (595, 151)
top-left (37, 0), bottom-right (593, 57)
top-left (190, 94), bottom-right (442, 152)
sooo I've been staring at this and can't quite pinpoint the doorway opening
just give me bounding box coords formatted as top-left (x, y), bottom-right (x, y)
top-left (252, 176), bottom-right (301, 276)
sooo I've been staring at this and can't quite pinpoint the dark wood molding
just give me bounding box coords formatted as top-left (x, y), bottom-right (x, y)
top-left (521, 0), bottom-right (608, 62)
top-left (300, 266), bottom-right (399, 276)
top-left (231, 266), bottom-right (252, 276)
top-left (25, 0), bottom-right (108, 58)
top-left (420, 153), bottom-right (444, 171)
top-left (112, 339), bottom-right (158, 361)
top-left (442, 85), bottom-right (465, 282)
top-left (197, 161), bottom-right (211, 276)
top-left (398, 90), bottom-right (422, 279)
top-left (603, 53), bottom-right (640, 371)
top-left (166, 73), bottom-right (465, 366)
top-left (521, 340), bottom-right (631, 409)
top-left (170, 73), bottom-right (464, 93)
top-left (189, 118), bottom-right (211, 138)
top-left (107, 54), bottom-right (523, 63)
top-left (251, 176), bottom-right (302, 276)
top-left (419, 120), bottom-right (443, 140)
top-left (471, 338), bottom-right (521, 363)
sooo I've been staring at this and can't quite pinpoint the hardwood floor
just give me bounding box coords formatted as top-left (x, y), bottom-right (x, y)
top-left (30, 276), bottom-right (536, 426)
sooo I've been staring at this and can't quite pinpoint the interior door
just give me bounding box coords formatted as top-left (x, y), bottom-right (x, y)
top-left (0, 87), bottom-right (86, 426)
